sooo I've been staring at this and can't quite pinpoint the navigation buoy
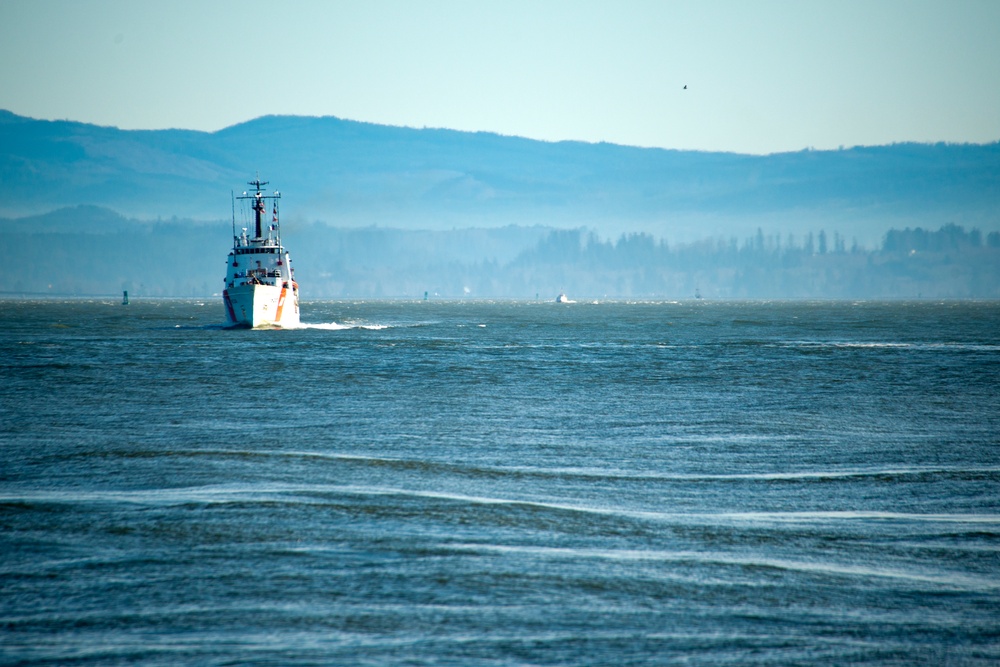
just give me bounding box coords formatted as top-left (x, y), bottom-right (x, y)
top-left (122, 290), bottom-right (129, 305)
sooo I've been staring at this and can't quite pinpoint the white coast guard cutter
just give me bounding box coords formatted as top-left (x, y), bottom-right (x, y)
top-left (223, 178), bottom-right (300, 328)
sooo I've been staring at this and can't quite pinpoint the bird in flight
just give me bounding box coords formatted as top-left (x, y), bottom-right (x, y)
top-left (683, 85), bottom-right (688, 90)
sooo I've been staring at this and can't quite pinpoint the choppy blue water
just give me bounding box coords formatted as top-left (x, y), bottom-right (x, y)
top-left (2, 299), bottom-right (999, 665)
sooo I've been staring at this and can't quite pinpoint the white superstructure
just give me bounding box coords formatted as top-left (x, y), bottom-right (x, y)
top-left (222, 178), bottom-right (300, 328)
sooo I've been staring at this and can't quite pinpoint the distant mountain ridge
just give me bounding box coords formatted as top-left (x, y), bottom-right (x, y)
top-left (2, 110), bottom-right (998, 243)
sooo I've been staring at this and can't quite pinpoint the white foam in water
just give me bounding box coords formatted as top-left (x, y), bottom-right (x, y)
top-left (291, 321), bottom-right (393, 330)
top-left (447, 544), bottom-right (1000, 591)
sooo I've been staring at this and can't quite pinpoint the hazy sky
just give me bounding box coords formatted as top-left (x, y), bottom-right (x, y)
top-left (2, 0), bottom-right (998, 154)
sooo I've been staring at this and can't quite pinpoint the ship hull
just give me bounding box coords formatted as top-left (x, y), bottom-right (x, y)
top-left (223, 283), bottom-right (299, 328)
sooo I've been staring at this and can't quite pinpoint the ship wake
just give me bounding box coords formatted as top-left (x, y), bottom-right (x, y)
top-left (293, 321), bottom-right (393, 331)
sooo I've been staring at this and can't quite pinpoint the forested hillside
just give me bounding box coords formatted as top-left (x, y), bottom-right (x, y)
top-left (4, 207), bottom-right (997, 299)
top-left (3, 110), bottom-right (998, 246)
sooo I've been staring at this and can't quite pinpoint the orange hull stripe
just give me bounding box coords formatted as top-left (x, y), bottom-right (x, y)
top-left (274, 288), bottom-right (287, 321)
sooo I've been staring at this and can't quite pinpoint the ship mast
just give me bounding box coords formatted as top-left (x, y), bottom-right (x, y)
top-left (237, 177), bottom-right (280, 243)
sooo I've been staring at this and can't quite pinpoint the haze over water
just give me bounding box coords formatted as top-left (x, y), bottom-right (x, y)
top-left (3, 299), bottom-right (999, 665)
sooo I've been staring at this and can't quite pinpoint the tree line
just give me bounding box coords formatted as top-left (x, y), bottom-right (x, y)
top-left (4, 211), bottom-right (999, 299)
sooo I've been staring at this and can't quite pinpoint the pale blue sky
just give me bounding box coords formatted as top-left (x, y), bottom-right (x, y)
top-left (1, 0), bottom-right (998, 154)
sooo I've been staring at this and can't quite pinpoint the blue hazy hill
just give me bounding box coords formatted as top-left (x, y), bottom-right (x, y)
top-left (2, 110), bottom-right (998, 245)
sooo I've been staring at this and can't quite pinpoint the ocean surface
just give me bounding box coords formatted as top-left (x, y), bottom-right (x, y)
top-left (2, 298), bottom-right (999, 665)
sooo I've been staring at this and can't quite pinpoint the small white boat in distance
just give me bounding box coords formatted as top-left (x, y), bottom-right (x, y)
top-left (222, 178), bottom-right (300, 328)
